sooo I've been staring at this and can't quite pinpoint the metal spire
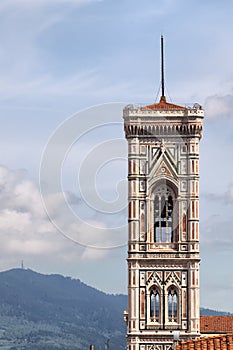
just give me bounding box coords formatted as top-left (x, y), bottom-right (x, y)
top-left (160, 35), bottom-right (166, 102)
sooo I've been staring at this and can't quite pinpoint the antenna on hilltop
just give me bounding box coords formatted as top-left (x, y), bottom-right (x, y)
top-left (160, 35), bottom-right (166, 102)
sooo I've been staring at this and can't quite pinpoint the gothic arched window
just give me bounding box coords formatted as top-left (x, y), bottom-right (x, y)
top-left (168, 287), bottom-right (178, 322)
top-left (150, 288), bottom-right (160, 322)
top-left (154, 187), bottom-right (174, 243)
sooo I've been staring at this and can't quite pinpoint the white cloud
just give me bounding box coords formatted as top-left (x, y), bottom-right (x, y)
top-left (6, 239), bottom-right (58, 255)
top-left (80, 246), bottom-right (109, 261)
top-left (0, 209), bottom-right (31, 233)
top-left (0, 166), bottom-right (45, 218)
top-left (0, 166), bottom-right (114, 271)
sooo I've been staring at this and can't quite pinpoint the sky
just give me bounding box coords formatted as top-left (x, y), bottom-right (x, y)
top-left (0, 0), bottom-right (233, 312)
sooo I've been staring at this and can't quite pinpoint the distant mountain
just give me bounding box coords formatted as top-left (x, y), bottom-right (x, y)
top-left (0, 268), bottom-right (126, 350)
top-left (200, 308), bottom-right (233, 316)
top-left (0, 268), bottom-right (231, 350)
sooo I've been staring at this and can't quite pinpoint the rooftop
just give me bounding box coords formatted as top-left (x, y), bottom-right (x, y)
top-left (142, 96), bottom-right (187, 111)
top-left (201, 316), bottom-right (233, 334)
top-left (176, 334), bottom-right (233, 350)
top-left (123, 96), bottom-right (204, 117)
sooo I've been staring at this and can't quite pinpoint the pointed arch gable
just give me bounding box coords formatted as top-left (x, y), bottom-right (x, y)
top-left (148, 283), bottom-right (162, 294)
top-left (146, 271), bottom-right (163, 289)
top-left (164, 271), bottom-right (182, 289)
top-left (149, 177), bottom-right (179, 198)
top-left (148, 149), bottom-right (179, 183)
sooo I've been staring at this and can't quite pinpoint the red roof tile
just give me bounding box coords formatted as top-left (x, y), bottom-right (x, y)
top-left (176, 333), bottom-right (233, 350)
top-left (142, 96), bottom-right (186, 111)
top-left (201, 316), bottom-right (233, 333)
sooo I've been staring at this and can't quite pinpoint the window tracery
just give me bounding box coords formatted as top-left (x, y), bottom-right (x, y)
top-left (150, 288), bottom-right (160, 322)
top-left (154, 186), bottom-right (175, 243)
top-left (168, 287), bottom-right (178, 322)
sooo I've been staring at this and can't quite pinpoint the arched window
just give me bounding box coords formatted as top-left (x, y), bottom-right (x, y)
top-left (150, 288), bottom-right (160, 322)
top-left (168, 288), bottom-right (178, 322)
top-left (154, 187), bottom-right (174, 243)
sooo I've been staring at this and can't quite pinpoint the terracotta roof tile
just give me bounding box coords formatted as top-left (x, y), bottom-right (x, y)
top-left (142, 96), bottom-right (186, 111)
top-left (176, 334), bottom-right (233, 350)
top-left (200, 316), bottom-right (233, 333)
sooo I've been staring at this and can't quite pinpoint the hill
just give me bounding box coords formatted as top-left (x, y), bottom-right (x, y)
top-left (0, 268), bottom-right (231, 350)
top-left (0, 268), bottom-right (126, 350)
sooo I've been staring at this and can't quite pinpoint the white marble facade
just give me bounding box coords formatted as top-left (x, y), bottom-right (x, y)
top-left (123, 101), bottom-right (204, 350)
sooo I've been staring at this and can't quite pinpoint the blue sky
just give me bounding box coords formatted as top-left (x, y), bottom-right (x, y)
top-left (0, 0), bottom-right (233, 312)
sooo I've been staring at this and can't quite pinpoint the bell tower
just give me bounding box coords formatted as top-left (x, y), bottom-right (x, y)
top-left (123, 36), bottom-right (204, 350)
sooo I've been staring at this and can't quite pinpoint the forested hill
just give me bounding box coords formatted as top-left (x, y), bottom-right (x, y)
top-left (0, 268), bottom-right (126, 350)
top-left (0, 268), bottom-right (231, 350)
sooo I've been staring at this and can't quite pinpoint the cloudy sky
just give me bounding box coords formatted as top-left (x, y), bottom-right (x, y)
top-left (0, 0), bottom-right (233, 312)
